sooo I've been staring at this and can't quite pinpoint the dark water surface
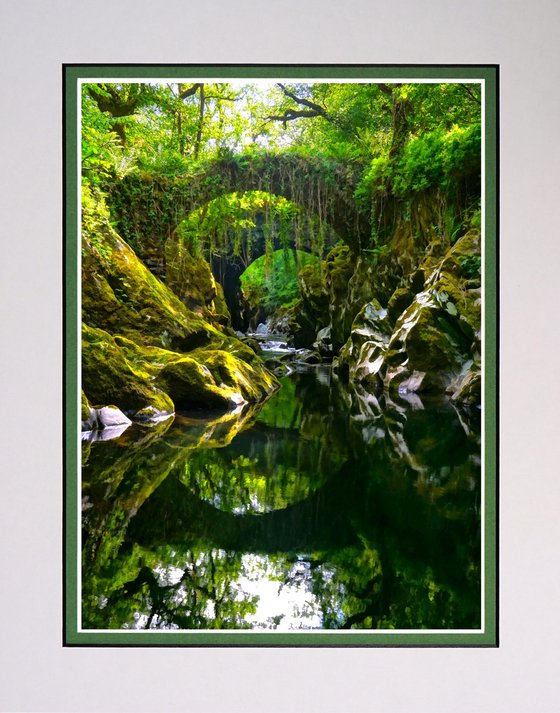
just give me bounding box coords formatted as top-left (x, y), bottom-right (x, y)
top-left (82, 366), bottom-right (481, 630)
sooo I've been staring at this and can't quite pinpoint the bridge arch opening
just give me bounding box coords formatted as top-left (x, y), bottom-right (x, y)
top-left (169, 189), bottom-right (338, 330)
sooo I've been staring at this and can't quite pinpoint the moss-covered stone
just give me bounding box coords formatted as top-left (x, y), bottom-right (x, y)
top-left (83, 322), bottom-right (278, 418)
top-left (299, 262), bottom-right (328, 317)
top-left (164, 236), bottom-right (231, 326)
top-left (81, 391), bottom-right (91, 422)
top-left (155, 356), bottom-right (242, 410)
top-left (82, 324), bottom-right (175, 418)
top-left (192, 348), bottom-right (278, 400)
top-left (387, 287), bottom-right (414, 323)
top-left (337, 300), bottom-right (392, 386)
top-left (81, 185), bottom-right (228, 352)
top-left (336, 225), bottom-right (481, 405)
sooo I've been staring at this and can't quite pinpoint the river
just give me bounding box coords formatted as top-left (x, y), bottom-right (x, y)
top-left (81, 343), bottom-right (481, 630)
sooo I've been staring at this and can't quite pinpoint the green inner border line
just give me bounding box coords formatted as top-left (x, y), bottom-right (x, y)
top-left (64, 64), bottom-right (498, 647)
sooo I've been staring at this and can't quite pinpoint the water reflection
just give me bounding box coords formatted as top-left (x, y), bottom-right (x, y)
top-left (82, 367), bottom-right (481, 630)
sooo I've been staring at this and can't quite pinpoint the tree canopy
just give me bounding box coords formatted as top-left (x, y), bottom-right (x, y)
top-left (82, 80), bottom-right (481, 266)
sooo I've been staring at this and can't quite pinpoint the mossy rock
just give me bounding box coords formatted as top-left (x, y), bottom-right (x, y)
top-left (81, 186), bottom-right (227, 352)
top-left (337, 300), bottom-right (392, 386)
top-left (452, 367), bottom-right (481, 406)
top-left (164, 237), bottom-right (231, 326)
top-left (155, 356), bottom-right (240, 410)
top-left (81, 390), bottom-right (91, 422)
top-left (240, 337), bottom-right (262, 354)
top-left (299, 262), bottom-right (328, 316)
top-left (155, 347), bottom-right (278, 411)
top-left (82, 323), bottom-right (175, 417)
top-left (395, 305), bottom-right (465, 374)
top-left (387, 287), bottom-right (414, 323)
top-left (189, 348), bottom-right (279, 402)
top-left (323, 245), bottom-right (355, 347)
top-left (264, 357), bottom-right (292, 377)
top-left (324, 245), bottom-right (354, 300)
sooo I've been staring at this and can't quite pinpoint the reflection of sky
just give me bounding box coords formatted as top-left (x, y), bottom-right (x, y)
top-left (146, 554), bottom-right (328, 630)
top-left (237, 555), bottom-right (323, 630)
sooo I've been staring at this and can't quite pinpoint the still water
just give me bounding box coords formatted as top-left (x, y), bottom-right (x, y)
top-left (81, 365), bottom-right (481, 630)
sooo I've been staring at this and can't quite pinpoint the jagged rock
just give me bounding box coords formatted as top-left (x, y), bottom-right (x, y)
top-left (313, 326), bottom-right (333, 358)
top-left (81, 185), bottom-right (229, 353)
top-left (337, 300), bottom-right (392, 386)
top-left (387, 287), bottom-right (414, 323)
top-left (296, 350), bottom-right (322, 365)
top-left (451, 366), bottom-right (481, 405)
top-left (336, 229), bottom-right (481, 406)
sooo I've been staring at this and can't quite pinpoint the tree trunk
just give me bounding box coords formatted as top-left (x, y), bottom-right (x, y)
top-left (194, 84), bottom-right (206, 159)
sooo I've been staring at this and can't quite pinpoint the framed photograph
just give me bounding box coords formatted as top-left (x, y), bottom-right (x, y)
top-left (64, 64), bottom-right (498, 646)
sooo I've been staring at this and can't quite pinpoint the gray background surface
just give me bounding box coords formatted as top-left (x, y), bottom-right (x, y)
top-left (1, 0), bottom-right (558, 711)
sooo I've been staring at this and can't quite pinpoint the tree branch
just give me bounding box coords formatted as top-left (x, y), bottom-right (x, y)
top-left (459, 84), bottom-right (481, 105)
top-left (179, 83), bottom-right (203, 100)
top-left (264, 108), bottom-right (327, 127)
top-left (276, 83), bottom-right (328, 118)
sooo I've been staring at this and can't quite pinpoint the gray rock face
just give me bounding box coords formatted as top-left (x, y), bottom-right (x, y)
top-left (335, 230), bottom-right (482, 407)
top-left (313, 326), bottom-right (333, 358)
top-left (336, 299), bottom-right (392, 387)
top-left (81, 405), bottom-right (132, 438)
top-left (96, 406), bottom-right (133, 428)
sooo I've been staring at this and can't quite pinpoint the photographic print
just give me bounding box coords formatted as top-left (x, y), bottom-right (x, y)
top-left (64, 65), bottom-right (498, 646)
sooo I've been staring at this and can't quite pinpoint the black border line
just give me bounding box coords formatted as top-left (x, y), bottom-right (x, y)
top-left (63, 64), bottom-right (499, 648)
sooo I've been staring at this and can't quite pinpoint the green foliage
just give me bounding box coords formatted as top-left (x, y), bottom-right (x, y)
top-left (176, 191), bottom-right (303, 263)
top-left (357, 123), bottom-right (481, 202)
top-left (457, 254), bottom-right (482, 280)
top-left (81, 183), bottom-right (113, 261)
top-left (240, 249), bottom-right (320, 312)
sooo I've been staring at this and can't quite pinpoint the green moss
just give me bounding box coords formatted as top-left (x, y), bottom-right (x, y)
top-left (81, 391), bottom-right (91, 422)
top-left (82, 324), bottom-right (175, 416)
top-left (192, 349), bottom-right (278, 402)
top-left (81, 186), bottom-right (226, 352)
top-left (155, 356), bottom-right (240, 410)
top-left (164, 237), bottom-right (231, 325)
top-left (387, 287), bottom-right (414, 323)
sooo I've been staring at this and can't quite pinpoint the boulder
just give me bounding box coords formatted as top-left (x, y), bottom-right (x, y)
top-left (155, 356), bottom-right (244, 410)
top-left (82, 324), bottom-right (175, 420)
top-left (82, 324), bottom-right (278, 418)
top-left (187, 348), bottom-right (279, 403)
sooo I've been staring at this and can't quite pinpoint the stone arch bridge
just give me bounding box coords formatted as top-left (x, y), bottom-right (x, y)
top-left (107, 151), bottom-right (369, 265)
